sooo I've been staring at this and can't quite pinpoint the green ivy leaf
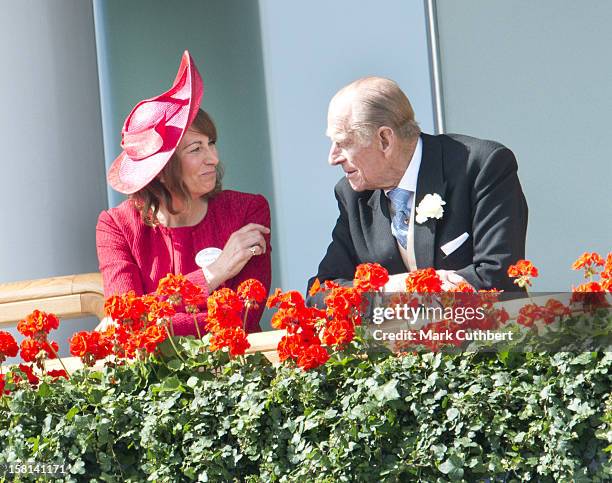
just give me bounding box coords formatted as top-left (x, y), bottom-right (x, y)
top-left (159, 376), bottom-right (184, 393)
top-left (446, 407), bottom-right (460, 421)
top-left (66, 406), bottom-right (79, 421)
top-left (167, 359), bottom-right (184, 371)
top-left (374, 379), bottom-right (399, 403)
top-left (439, 455), bottom-right (464, 480)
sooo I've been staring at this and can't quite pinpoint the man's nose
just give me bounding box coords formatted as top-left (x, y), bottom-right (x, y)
top-left (328, 142), bottom-right (342, 166)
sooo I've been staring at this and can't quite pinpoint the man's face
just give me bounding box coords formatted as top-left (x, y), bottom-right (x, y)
top-left (326, 100), bottom-right (386, 192)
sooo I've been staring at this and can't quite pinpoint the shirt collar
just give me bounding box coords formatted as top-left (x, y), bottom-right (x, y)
top-left (385, 136), bottom-right (423, 194)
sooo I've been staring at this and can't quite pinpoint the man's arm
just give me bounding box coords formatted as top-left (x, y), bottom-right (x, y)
top-left (455, 146), bottom-right (528, 291)
top-left (306, 186), bottom-right (359, 305)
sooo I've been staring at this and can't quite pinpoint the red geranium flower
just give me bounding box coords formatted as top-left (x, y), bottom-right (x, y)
top-left (517, 304), bottom-right (550, 327)
top-left (17, 363), bottom-right (40, 386)
top-left (267, 290), bottom-right (305, 310)
top-left (405, 268), bottom-right (443, 293)
top-left (570, 281), bottom-right (609, 309)
top-left (142, 324), bottom-right (168, 353)
top-left (507, 260), bottom-right (538, 288)
top-left (277, 329), bottom-right (319, 362)
top-left (322, 319), bottom-right (355, 348)
top-left (16, 310), bottom-right (60, 338)
top-left (20, 339), bottom-right (58, 363)
top-left (544, 299), bottom-right (571, 319)
top-left (157, 273), bottom-right (204, 307)
top-left (508, 260), bottom-right (539, 278)
top-left (517, 299), bottom-right (570, 328)
top-left (104, 293), bottom-right (132, 321)
top-left (69, 331), bottom-right (113, 365)
top-left (145, 297), bottom-right (176, 321)
top-left (308, 278), bottom-right (322, 297)
top-left (353, 263), bottom-right (389, 293)
top-left (0, 331), bottom-right (19, 363)
top-left (324, 280), bottom-right (341, 290)
top-left (237, 279), bottom-right (267, 305)
top-left (206, 288), bottom-right (244, 332)
top-left (47, 369), bottom-right (68, 381)
top-left (572, 252), bottom-right (605, 279)
top-left (573, 281), bottom-right (603, 292)
top-left (601, 253), bottom-right (612, 280)
top-left (449, 281), bottom-right (476, 293)
top-left (209, 326), bottom-right (250, 356)
top-left (296, 344), bottom-right (329, 371)
top-left (104, 291), bottom-right (149, 324)
top-left (325, 287), bottom-right (363, 323)
top-left (277, 333), bottom-right (302, 362)
top-left (0, 374), bottom-right (7, 395)
top-left (271, 307), bottom-right (301, 331)
top-left (572, 252), bottom-right (605, 270)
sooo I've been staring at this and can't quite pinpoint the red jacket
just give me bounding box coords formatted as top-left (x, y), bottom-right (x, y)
top-left (96, 190), bottom-right (271, 335)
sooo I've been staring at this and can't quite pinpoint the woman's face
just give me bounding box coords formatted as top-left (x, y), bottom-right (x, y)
top-left (175, 128), bottom-right (219, 198)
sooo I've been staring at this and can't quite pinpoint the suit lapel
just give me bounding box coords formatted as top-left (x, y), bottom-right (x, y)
top-left (361, 191), bottom-right (406, 274)
top-left (413, 133), bottom-right (447, 269)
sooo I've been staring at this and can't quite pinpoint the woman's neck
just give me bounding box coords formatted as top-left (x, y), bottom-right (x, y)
top-left (157, 197), bottom-right (208, 227)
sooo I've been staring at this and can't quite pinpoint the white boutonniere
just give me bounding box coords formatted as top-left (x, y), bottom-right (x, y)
top-left (415, 193), bottom-right (446, 223)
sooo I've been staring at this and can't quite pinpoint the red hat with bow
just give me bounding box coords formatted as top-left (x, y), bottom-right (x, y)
top-left (107, 50), bottom-right (203, 194)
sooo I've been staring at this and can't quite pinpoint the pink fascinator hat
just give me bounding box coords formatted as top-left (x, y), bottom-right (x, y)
top-left (107, 50), bottom-right (203, 194)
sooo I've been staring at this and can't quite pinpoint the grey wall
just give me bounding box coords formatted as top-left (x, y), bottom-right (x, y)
top-left (436, 0), bottom-right (612, 290)
top-left (258, 0), bottom-right (435, 292)
top-left (0, 0), bottom-right (107, 354)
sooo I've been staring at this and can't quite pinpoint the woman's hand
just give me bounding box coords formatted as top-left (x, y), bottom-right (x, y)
top-left (205, 223), bottom-right (270, 290)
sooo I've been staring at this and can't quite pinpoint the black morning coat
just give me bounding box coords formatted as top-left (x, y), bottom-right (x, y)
top-left (308, 133), bottom-right (528, 294)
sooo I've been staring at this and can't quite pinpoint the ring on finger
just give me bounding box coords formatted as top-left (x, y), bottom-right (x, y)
top-left (249, 246), bottom-right (258, 256)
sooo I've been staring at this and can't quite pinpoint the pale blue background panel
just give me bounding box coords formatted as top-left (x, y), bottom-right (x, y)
top-left (436, 0), bottom-right (612, 290)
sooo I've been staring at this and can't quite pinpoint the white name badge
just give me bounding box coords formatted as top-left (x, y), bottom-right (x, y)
top-left (195, 247), bottom-right (222, 268)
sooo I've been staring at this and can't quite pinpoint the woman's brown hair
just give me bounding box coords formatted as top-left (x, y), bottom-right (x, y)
top-left (130, 109), bottom-right (224, 226)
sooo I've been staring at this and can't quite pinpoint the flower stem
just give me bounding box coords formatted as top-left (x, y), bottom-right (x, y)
top-left (525, 285), bottom-right (537, 306)
top-left (137, 354), bottom-right (148, 383)
top-left (164, 324), bottom-right (186, 363)
top-left (45, 341), bottom-right (71, 379)
top-left (149, 359), bottom-right (162, 382)
top-left (242, 305), bottom-right (251, 332)
top-left (192, 313), bottom-right (202, 339)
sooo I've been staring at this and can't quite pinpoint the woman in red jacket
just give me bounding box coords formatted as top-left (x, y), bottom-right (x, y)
top-left (96, 51), bottom-right (271, 336)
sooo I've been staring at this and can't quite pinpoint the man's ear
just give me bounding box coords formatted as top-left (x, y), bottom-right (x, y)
top-left (377, 126), bottom-right (394, 154)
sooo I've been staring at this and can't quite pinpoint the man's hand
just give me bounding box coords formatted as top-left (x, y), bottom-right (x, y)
top-left (436, 270), bottom-right (472, 291)
top-left (383, 273), bottom-right (410, 292)
top-left (383, 270), bottom-right (473, 292)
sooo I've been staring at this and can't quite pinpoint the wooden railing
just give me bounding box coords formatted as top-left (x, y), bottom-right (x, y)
top-left (0, 273), bottom-right (106, 329)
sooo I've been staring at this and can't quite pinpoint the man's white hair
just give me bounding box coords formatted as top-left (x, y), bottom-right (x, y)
top-left (331, 76), bottom-right (421, 145)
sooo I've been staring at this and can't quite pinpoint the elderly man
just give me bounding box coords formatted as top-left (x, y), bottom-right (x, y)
top-left (309, 77), bottom-right (527, 293)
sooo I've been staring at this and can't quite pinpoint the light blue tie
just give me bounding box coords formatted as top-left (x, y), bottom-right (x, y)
top-left (387, 188), bottom-right (412, 249)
